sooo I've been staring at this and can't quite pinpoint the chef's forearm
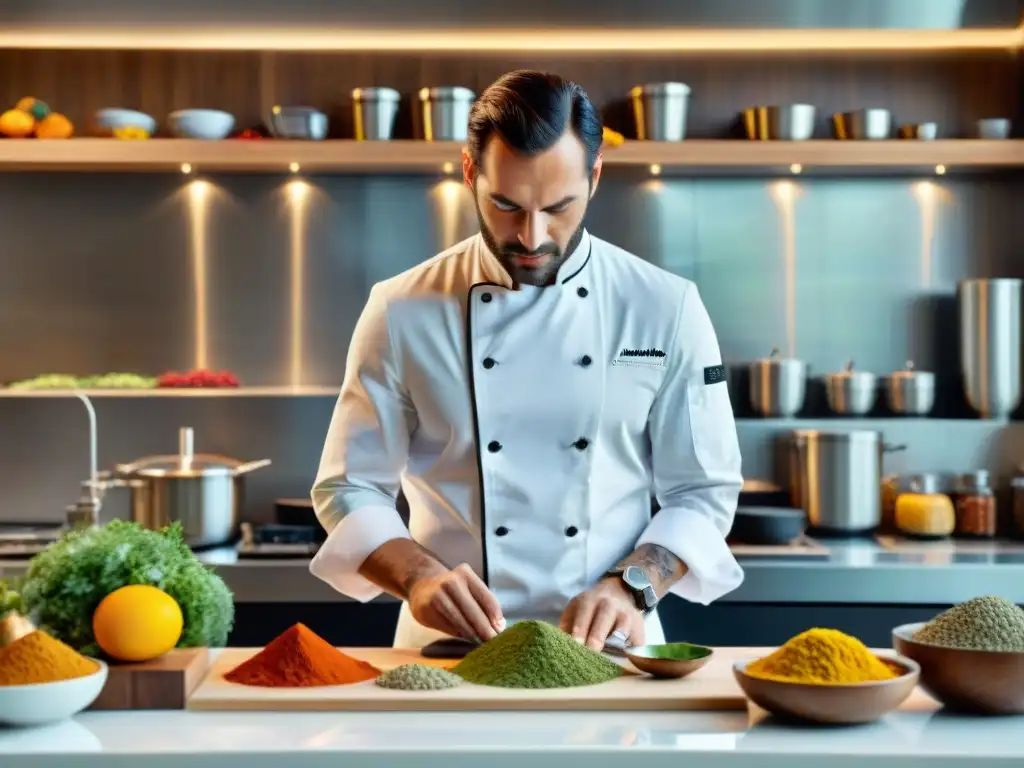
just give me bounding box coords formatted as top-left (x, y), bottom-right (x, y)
top-left (614, 543), bottom-right (689, 597)
top-left (357, 538), bottom-right (449, 600)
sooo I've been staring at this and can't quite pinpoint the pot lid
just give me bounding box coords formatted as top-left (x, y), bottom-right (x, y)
top-left (116, 427), bottom-right (265, 478)
top-left (889, 360), bottom-right (933, 379)
top-left (118, 453), bottom-right (238, 478)
top-left (827, 359), bottom-right (874, 379)
top-left (756, 346), bottom-right (803, 364)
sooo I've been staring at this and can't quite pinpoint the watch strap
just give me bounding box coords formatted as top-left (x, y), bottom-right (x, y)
top-left (605, 566), bottom-right (658, 615)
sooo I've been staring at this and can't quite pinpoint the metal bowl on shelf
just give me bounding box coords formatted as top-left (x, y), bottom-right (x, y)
top-left (833, 109), bottom-right (892, 140)
top-left (266, 106), bottom-right (328, 140)
top-left (748, 347), bottom-right (807, 418)
top-left (629, 82), bottom-right (691, 141)
top-left (898, 122), bottom-right (938, 141)
top-left (885, 361), bottom-right (935, 416)
top-left (742, 104), bottom-right (816, 141)
top-left (824, 359), bottom-right (878, 416)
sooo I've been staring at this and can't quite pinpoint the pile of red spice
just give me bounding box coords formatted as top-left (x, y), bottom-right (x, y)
top-left (224, 623), bottom-right (380, 687)
top-left (158, 369), bottom-right (239, 388)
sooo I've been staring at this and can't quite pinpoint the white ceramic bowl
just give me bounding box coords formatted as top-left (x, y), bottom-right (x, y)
top-left (0, 660), bottom-right (107, 727)
top-left (92, 108), bottom-right (157, 136)
top-left (168, 109), bottom-right (236, 140)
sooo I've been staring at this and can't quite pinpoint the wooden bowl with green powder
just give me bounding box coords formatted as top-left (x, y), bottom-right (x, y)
top-left (625, 642), bottom-right (713, 679)
top-left (894, 598), bottom-right (1024, 714)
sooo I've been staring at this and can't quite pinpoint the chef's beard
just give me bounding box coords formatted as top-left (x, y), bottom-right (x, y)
top-left (475, 205), bottom-right (586, 288)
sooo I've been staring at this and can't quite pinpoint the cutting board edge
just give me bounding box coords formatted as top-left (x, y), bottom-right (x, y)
top-left (186, 695), bottom-right (748, 712)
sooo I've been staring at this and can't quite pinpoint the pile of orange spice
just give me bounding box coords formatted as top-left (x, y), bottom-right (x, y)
top-left (225, 623), bottom-right (380, 687)
top-left (0, 630), bottom-right (99, 686)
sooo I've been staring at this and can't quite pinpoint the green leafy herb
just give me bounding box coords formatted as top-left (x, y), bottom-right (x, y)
top-left (19, 521), bottom-right (234, 655)
top-left (0, 579), bottom-right (24, 619)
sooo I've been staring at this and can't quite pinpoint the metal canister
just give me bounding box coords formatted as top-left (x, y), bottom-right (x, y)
top-left (629, 83), bottom-right (691, 141)
top-left (417, 87), bottom-right (475, 141)
top-left (352, 87), bottom-right (400, 141)
top-left (749, 347), bottom-right (807, 418)
top-left (958, 278), bottom-right (1022, 419)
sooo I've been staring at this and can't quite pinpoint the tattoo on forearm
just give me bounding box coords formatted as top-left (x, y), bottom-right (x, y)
top-left (616, 544), bottom-right (687, 594)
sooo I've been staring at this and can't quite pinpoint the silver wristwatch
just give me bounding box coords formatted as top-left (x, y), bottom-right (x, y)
top-left (605, 565), bottom-right (658, 615)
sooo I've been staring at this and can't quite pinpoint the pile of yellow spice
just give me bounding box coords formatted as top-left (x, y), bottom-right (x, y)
top-left (0, 629), bottom-right (99, 686)
top-left (746, 628), bottom-right (897, 685)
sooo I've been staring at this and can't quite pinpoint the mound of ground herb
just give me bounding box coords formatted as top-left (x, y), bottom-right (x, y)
top-left (375, 663), bottom-right (462, 691)
top-left (913, 596), bottom-right (1024, 652)
top-left (452, 620), bottom-right (623, 689)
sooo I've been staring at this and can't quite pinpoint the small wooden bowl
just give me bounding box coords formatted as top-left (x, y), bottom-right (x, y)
top-left (625, 643), bottom-right (714, 679)
top-left (732, 656), bottom-right (920, 724)
top-left (893, 622), bottom-right (1024, 714)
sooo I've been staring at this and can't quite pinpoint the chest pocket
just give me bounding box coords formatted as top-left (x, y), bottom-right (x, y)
top-left (605, 360), bottom-right (666, 436)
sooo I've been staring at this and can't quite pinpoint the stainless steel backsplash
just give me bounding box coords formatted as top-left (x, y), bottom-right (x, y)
top-left (1, 171), bottom-right (1022, 521)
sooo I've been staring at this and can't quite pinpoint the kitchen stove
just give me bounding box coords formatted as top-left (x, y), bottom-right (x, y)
top-left (0, 523), bottom-right (65, 559)
top-left (236, 522), bottom-right (322, 559)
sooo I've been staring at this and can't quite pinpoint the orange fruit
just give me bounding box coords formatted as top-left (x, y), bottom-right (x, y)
top-left (0, 109), bottom-right (35, 138)
top-left (92, 585), bottom-right (184, 662)
top-left (35, 113), bottom-right (74, 139)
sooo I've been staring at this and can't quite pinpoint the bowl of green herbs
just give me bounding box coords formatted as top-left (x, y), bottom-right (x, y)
top-left (626, 642), bottom-right (714, 679)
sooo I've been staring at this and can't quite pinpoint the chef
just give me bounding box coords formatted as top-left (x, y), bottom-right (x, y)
top-left (310, 69), bottom-right (743, 651)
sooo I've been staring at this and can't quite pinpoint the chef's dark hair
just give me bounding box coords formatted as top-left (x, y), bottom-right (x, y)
top-left (467, 70), bottom-right (603, 177)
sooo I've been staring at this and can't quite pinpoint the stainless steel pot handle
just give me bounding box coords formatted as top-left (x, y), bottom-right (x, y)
top-left (232, 458), bottom-right (272, 476)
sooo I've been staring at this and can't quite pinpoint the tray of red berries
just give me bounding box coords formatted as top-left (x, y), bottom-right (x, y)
top-left (158, 369), bottom-right (240, 388)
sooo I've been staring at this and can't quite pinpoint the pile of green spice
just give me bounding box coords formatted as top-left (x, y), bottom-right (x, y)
top-left (914, 596), bottom-right (1024, 651)
top-left (375, 663), bottom-right (462, 691)
top-left (452, 620), bottom-right (623, 689)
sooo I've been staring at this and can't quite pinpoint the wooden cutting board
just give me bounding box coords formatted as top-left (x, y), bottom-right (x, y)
top-left (90, 648), bottom-right (210, 710)
top-left (188, 646), bottom-right (753, 712)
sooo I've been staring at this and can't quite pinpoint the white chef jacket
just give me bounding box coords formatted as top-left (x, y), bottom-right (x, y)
top-left (310, 229), bottom-right (744, 648)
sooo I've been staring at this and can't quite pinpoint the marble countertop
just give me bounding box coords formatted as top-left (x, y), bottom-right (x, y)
top-left (1, 707), bottom-right (1021, 768)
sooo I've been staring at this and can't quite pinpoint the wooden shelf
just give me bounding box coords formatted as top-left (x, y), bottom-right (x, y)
top-left (0, 386), bottom-right (339, 398)
top-left (0, 139), bottom-right (1021, 175)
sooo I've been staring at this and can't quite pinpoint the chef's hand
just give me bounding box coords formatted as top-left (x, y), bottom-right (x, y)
top-left (560, 577), bottom-right (646, 652)
top-left (408, 563), bottom-right (506, 642)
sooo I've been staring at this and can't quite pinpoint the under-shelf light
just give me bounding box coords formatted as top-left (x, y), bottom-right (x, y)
top-left (289, 162), bottom-right (300, 174)
top-left (442, 162), bottom-right (454, 175)
top-left (649, 163), bottom-right (662, 177)
top-left (790, 164), bottom-right (803, 175)
top-left (180, 163), bottom-right (193, 175)
top-left (935, 164), bottom-right (947, 176)
top-left (2, 27), bottom-right (1022, 53)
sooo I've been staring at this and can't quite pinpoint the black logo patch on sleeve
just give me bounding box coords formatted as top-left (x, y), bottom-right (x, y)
top-left (703, 364), bottom-right (727, 385)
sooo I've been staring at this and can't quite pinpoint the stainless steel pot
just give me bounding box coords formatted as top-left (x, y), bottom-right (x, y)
top-left (833, 109), bottom-right (891, 140)
top-left (958, 278), bottom-right (1022, 419)
top-left (417, 86), bottom-right (475, 141)
top-left (630, 82), bottom-right (691, 141)
top-left (749, 347), bottom-right (807, 418)
top-left (352, 87), bottom-right (400, 141)
top-left (885, 360), bottom-right (936, 416)
top-left (787, 430), bottom-right (906, 533)
top-left (266, 106), bottom-right (328, 140)
top-left (742, 104), bottom-right (815, 141)
top-left (107, 427), bottom-right (271, 548)
top-left (824, 359), bottom-right (877, 416)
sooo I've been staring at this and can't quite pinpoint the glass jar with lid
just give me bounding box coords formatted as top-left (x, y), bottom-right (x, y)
top-left (953, 470), bottom-right (997, 538)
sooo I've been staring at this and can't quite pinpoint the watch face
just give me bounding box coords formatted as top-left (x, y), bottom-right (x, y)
top-left (623, 565), bottom-right (652, 590)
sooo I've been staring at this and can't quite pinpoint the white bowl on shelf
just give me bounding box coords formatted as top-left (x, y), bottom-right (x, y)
top-left (0, 660), bottom-right (107, 727)
top-left (92, 108), bottom-right (157, 136)
top-left (168, 109), bottom-right (236, 140)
